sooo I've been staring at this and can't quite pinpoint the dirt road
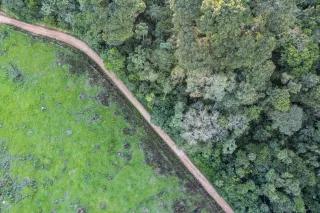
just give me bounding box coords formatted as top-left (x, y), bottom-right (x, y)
top-left (0, 13), bottom-right (234, 213)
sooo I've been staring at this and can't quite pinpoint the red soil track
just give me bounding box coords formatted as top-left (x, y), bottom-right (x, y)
top-left (0, 13), bottom-right (234, 213)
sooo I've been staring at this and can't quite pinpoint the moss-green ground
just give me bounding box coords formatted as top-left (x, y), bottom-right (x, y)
top-left (0, 26), bottom-right (218, 212)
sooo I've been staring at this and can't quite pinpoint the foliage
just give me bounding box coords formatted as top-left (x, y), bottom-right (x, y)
top-left (270, 105), bottom-right (304, 136)
top-left (2, 0), bottom-right (320, 212)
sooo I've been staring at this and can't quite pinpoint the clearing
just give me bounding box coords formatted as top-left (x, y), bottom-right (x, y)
top-left (0, 26), bottom-right (221, 212)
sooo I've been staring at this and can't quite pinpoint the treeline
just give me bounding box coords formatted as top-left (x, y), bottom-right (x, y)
top-left (1, 0), bottom-right (319, 212)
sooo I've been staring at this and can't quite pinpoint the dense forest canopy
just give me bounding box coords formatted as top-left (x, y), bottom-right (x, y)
top-left (1, 0), bottom-right (319, 212)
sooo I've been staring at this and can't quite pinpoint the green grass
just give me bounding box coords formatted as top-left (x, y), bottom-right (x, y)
top-left (0, 26), bottom-right (213, 212)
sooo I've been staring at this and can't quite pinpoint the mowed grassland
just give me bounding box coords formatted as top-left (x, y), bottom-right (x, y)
top-left (0, 26), bottom-right (216, 212)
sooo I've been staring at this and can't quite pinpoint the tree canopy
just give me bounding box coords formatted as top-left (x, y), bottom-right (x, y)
top-left (1, 0), bottom-right (320, 211)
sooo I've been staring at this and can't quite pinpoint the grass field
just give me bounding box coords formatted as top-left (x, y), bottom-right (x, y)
top-left (0, 26), bottom-right (220, 212)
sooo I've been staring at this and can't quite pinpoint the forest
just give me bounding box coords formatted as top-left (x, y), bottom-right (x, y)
top-left (1, 0), bottom-right (319, 212)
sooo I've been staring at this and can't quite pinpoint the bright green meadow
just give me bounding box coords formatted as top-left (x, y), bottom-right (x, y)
top-left (0, 26), bottom-right (217, 212)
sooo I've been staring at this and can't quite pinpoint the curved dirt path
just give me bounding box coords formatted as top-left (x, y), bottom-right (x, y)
top-left (0, 13), bottom-right (234, 213)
